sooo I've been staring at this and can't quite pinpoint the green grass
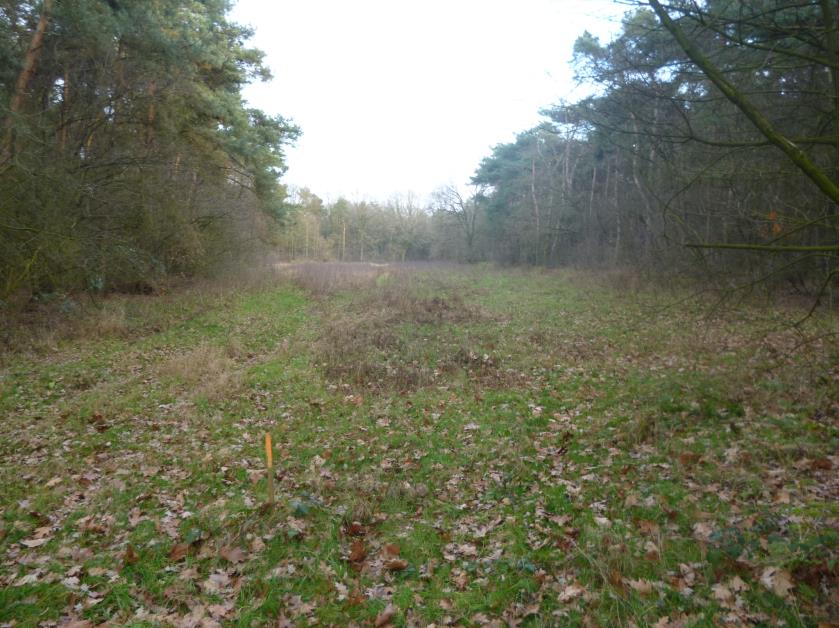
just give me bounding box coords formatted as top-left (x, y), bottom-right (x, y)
top-left (0, 264), bottom-right (837, 626)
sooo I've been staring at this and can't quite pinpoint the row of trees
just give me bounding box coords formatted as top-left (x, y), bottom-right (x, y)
top-left (282, 1), bottom-right (837, 298)
top-left (460, 0), bottom-right (839, 293)
top-left (1, 0), bottom-right (298, 301)
top-left (5, 1), bottom-right (836, 300)
top-left (277, 186), bottom-right (496, 264)
top-left (283, 1), bottom-right (837, 301)
top-left (279, 189), bottom-right (436, 263)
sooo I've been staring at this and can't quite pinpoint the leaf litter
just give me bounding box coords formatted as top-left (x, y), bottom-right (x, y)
top-left (0, 266), bottom-right (836, 625)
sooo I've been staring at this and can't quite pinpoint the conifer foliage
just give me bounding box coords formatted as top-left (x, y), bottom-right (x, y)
top-left (0, 0), bottom-right (299, 299)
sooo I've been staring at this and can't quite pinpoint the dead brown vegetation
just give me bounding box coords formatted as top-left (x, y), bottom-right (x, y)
top-left (296, 263), bottom-right (516, 392)
top-left (285, 262), bottom-right (387, 296)
top-left (0, 262), bottom-right (287, 359)
top-left (158, 343), bottom-right (243, 402)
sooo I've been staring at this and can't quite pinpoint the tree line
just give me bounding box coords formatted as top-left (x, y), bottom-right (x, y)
top-left (1, 0), bottom-right (298, 302)
top-left (282, 0), bottom-right (837, 303)
top-left (464, 0), bottom-right (839, 298)
top-left (3, 1), bottom-right (837, 304)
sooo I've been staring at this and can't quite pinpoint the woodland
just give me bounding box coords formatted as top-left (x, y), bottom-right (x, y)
top-left (0, 1), bottom-right (838, 626)
top-left (1, 0), bottom-right (839, 298)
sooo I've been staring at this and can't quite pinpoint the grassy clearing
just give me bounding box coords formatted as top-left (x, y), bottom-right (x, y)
top-left (0, 263), bottom-right (837, 627)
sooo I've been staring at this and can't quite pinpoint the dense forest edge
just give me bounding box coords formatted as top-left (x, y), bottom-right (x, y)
top-left (1, 0), bottom-right (299, 303)
top-left (2, 0), bottom-right (839, 314)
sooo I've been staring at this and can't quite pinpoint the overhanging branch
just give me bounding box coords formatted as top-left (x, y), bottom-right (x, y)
top-left (686, 242), bottom-right (839, 253)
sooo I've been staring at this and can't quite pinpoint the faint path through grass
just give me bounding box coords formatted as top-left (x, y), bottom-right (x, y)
top-left (0, 263), bottom-right (836, 626)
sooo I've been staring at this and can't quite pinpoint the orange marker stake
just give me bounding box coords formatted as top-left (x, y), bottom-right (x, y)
top-left (265, 433), bottom-right (275, 507)
top-left (265, 433), bottom-right (273, 468)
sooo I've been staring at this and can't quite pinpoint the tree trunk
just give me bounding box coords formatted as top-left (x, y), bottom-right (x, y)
top-left (630, 115), bottom-right (653, 260)
top-left (58, 72), bottom-right (70, 152)
top-left (2, 0), bottom-right (53, 163)
top-left (530, 157), bottom-right (541, 264)
top-left (146, 81), bottom-right (157, 146)
top-left (613, 156), bottom-right (621, 265)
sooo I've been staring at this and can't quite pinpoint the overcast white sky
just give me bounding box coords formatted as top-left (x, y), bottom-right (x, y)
top-left (229, 0), bottom-right (627, 203)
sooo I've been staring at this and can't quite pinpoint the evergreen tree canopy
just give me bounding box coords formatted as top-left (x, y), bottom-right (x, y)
top-left (0, 0), bottom-right (299, 299)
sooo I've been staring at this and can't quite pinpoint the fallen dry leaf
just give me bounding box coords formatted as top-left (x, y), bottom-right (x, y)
top-left (624, 493), bottom-right (641, 507)
top-left (20, 537), bottom-right (50, 548)
top-left (558, 582), bottom-right (586, 602)
top-left (678, 452), bottom-right (701, 466)
top-left (520, 603), bottom-right (540, 617)
top-left (128, 507), bottom-right (143, 528)
top-left (760, 567), bottom-right (794, 599)
top-left (692, 521), bottom-right (713, 541)
top-left (453, 571), bottom-right (469, 590)
top-left (208, 602), bottom-right (234, 619)
top-left (349, 539), bottom-right (367, 563)
top-left (384, 558), bottom-right (408, 571)
top-left (345, 521), bottom-right (366, 536)
top-left (122, 544), bottom-right (139, 567)
top-left (711, 582), bottom-right (734, 606)
top-left (637, 519), bottom-right (660, 536)
top-left (334, 581), bottom-right (349, 601)
top-left (169, 543), bottom-right (190, 561)
top-left (608, 570), bottom-right (627, 595)
top-left (201, 571), bottom-right (230, 594)
top-left (811, 458), bottom-right (833, 471)
top-left (627, 579), bottom-right (655, 596)
top-left (375, 604), bottom-right (398, 627)
top-left (728, 575), bottom-right (748, 592)
top-left (644, 540), bottom-right (660, 561)
top-left (220, 545), bottom-right (247, 564)
top-left (250, 536), bottom-right (266, 553)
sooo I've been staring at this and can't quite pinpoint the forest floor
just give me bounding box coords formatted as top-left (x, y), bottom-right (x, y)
top-left (0, 263), bottom-right (837, 627)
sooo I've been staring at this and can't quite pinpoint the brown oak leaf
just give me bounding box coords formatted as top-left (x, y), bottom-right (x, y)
top-left (349, 539), bottom-right (367, 563)
top-left (169, 543), bottom-right (190, 561)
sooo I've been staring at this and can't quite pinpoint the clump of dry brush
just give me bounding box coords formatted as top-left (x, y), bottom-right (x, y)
top-left (287, 262), bottom-right (512, 392)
